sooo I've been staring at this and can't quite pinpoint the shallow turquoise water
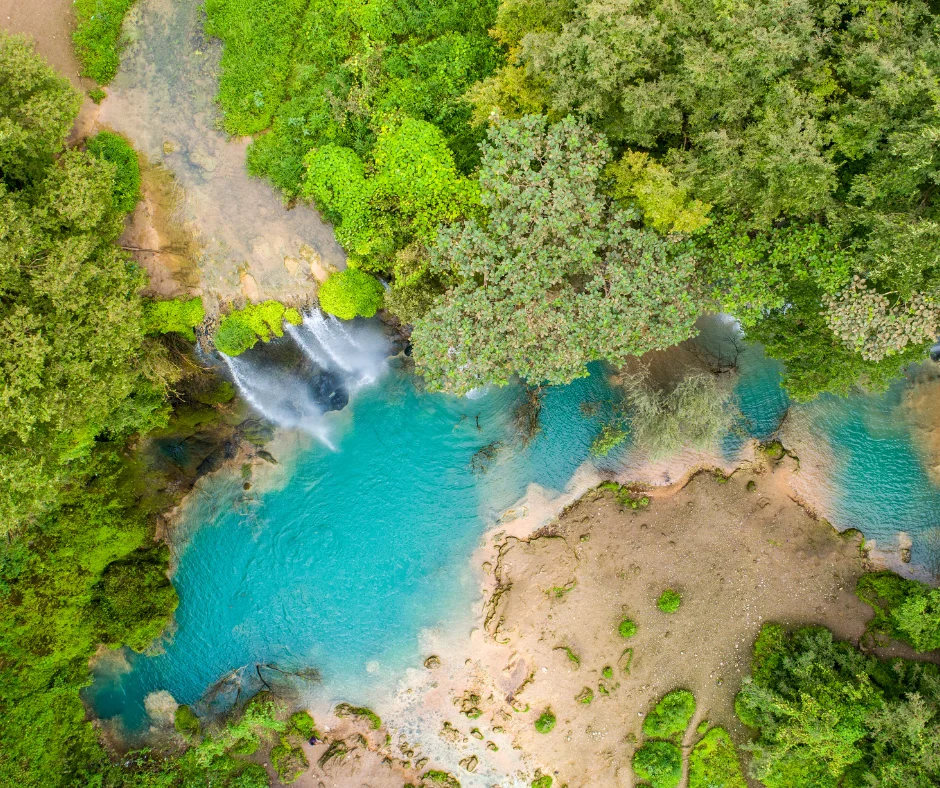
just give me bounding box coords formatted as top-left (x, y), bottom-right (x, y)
top-left (87, 361), bottom-right (621, 731)
top-left (88, 327), bottom-right (940, 732)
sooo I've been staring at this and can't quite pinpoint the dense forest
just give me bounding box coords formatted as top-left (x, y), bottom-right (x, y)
top-left (206, 0), bottom-right (940, 399)
top-left (3, 0), bottom-right (940, 786)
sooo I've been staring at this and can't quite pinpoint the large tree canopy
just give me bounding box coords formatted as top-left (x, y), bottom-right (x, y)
top-left (412, 115), bottom-right (701, 392)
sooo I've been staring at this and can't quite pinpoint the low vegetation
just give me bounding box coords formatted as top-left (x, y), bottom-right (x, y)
top-left (657, 589), bottom-right (682, 613)
top-left (86, 131), bottom-right (141, 213)
top-left (318, 268), bottom-right (385, 320)
top-left (72, 0), bottom-right (137, 84)
top-left (856, 571), bottom-right (940, 652)
top-left (213, 300), bottom-right (302, 356)
top-left (633, 740), bottom-right (683, 788)
top-left (643, 689), bottom-right (696, 741)
top-left (534, 709), bottom-right (556, 734)
top-left (144, 297), bottom-right (206, 342)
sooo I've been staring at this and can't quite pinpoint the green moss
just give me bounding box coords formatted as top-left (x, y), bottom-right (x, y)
top-left (602, 666), bottom-right (614, 679)
top-left (688, 727), bottom-right (747, 788)
top-left (73, 0), bottom-right (136, 83)
top-left (535, 709), bottom-right (556, 734)
top-left (555, 645), bottom-right (581, 666)
top-left (144, 297), bottom-right (205, 341)
top-left (213, 300), bottom-right (299, 356)
top-left (633, 740), bottom-right (682, 788)
top-left (318, 268), bottom-right (385, 320)
top-left (657, 589), bottom-right (682, 613)
top-left (334, 703), bottom-right (381, 730)
top-left (288, 710), bottom-right (317, 738)
top-left (87, 131), bottom-right (141, 213)
top-left (746, 479), bottom-right (757, 492)
top-left (547, 581), bottom-right (577, 599)
top-left (531, 775), bottom-right (553, 788)
top-left (271, 736), bottom-right (309, 783)
top-left (643, 689), bottom-right (696, 741)
top-left (619, 618), bottom-right (638, 638)
top-left (174, 705), bottom-right (200, 738)
top-left (423, 770), bottom-right (461, 787)
top-left (696, 719), bottom-right (710, 735)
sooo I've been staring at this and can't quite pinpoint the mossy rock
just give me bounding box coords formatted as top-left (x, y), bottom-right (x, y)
top-left (423, 770), bottom-right (461, 788)
top-left (657, 589), bottom-right (682, 613)
top-left (575, 687), bottom-right (594, 705)
top-left (532, 775), bottom-right (552, 788)
top-left (535, 709), bottom-right (556, 734)
top-left (174, 704), bottom-right (200, 738)
top-left (288, 710), bottom-right (317, 738)
top-left (271, 736), bottom-right (309, 783)
top-left (334, 702), bottom-right (381, 729)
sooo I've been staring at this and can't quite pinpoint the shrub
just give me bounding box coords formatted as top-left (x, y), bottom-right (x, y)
top-left (174, 705), bottom-right (200, 738)
top-left (619, 618), bottom-right (638, 639)
top-left (688, 727), bottom-right (747, 788)
top-left (270, 736), bottom-right (309, 784)
top-left (86, 131), bottom-right (141, 213)
top-left (856, 571), bottom-right (940, 652)
top-left (633, 740), bottom-right (682, 788)
top-left (534, 709), bottom-right (556, 734)
top-left (72, 0), bottom-right (137, 84)
top-left (318, 268), bottom-right (384, 320)
top-left (144, 297), bottom-right (205, 341)
top-left (213, 301), bottom-right (302, 356)
top-left (643, 689), bottom-right (696, 741)
top-left (658, 589), bottom-right (682, 613)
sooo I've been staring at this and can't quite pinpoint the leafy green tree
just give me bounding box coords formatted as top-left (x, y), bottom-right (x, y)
top-left (633, 740), bottom-right (682, 788)
top-left (857, 571), bottom-right (940, 653)
top-left (412, 116), bottom-right (702, 393)
top-left (318, 268), bottom-right (385, 320)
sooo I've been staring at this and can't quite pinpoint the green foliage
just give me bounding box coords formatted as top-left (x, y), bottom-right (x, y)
top-left (334, 703), bottom-right (382, 730)
top-left (534, 709), bottom-right (556, 733)
top-left (657, 590), bottom-right (682, 614)
top-left (175, 705), bottom-right (201, 738)
top-left (270, 736), bottom-right (309, 784)
top-left (412, 116), bottom-right (702, 393)
top-left (213, 301), bottom-right (302, 356)
top-left (633, 740), bottom-right (682, 788)
top-left (736, 624), bottom-right (940, 788)
top-left (144, 297), bottom-right (206, 342)
top-left (688, 727), bottom-right (747, 788)
top-left (424, 771), bottom-right (462, 788)
top-left (0, 34), bottom-right (81, 187)
top-left (590, 424), bottom-right (628, 456)
top-left (288, 710), bottom-right (317, 739)
top-left (72, 0), bottom-right (137, 84)
top-left (86, 131), bottom-right (141, 213)
top-left (88, 544), bottom-right (178, 651)
top-left (531, 775), bottom-right (552, 788)
top-left (619, 618), bottom-right (637, 639)
top-left (318, 268), bottom-right (385, 320)
top-left (857, 571), bottom-right (940, 653)
top-left (643, 689), bottom-right (696, 741)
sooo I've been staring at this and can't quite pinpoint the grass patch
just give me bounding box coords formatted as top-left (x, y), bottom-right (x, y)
top-left (643, 689), bottom-right (696, 741)
top-left (73, 0), bottom-right (137, 84)
top-left (689, 727), bottom-right (747, 788)
top-left (534, 709), bottom-right (556, 734)
top-left (657, 589), bottom-right (682, 613)
top-left (633, 740), bottom-right (682, 788)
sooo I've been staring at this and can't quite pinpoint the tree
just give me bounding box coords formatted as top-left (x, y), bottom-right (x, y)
top-left (412, 115), bottom-right (702, 393)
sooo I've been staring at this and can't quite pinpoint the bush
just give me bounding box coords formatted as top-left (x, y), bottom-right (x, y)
top-left (72, 0), bottom-right (137, 84)
top-left (318, 268), bottom-right (385, 320)
top-left (619, 618), bottom-right (638, 638)
top-left (633, 740), bottom-right (682, 788)
top-left (688, 727), bottom-right (747, 788)
top-left (658, 589), bottom-right (682, 613)
top-left (643, 689), bottom-right (696, 741)
top-left (174, 705), bottom-right (201, 738)
top-left (213, 301), bottom-right (302, 356)
top-left (856, 571), bottom-right (940, 652)
top-left (534, 709), bottom-right (556, 734)
top-left (87, 131), bottom-right (141, 213)
top-left (144, 297), bottom-right (205, 341)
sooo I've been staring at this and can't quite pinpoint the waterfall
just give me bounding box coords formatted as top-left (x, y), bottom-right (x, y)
top-left (221, 310), bottom-right (391, 448)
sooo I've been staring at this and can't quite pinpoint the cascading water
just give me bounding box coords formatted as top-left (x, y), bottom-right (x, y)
top-left (221, 311), bottom-right (391, 448)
